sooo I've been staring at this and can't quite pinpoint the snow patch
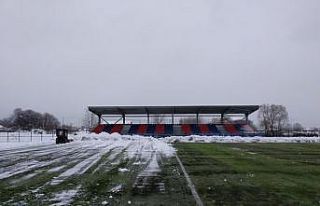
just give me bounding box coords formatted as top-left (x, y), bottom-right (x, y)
top-left (48, 165), bottom-right (66, 173)
top-left (118, 168), bottom-right (129, 173)
top-left (108, 184), bottom-right (124, 194)
top-left (50, 186), bottom-right (81, 206)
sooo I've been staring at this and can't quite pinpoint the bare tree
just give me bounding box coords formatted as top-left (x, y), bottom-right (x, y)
top-left (0, 108), bottom-right (60, 131)
top-left (42, 113), bottom-right (60, 131)
top-left (292, 122), bottom-right (304, 132)
top-left (258, 104), bottom-right (289, 136)
top-left (82, 109), bottom-right (98, 130)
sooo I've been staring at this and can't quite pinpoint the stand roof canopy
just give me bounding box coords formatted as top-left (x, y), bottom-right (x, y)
top-left (88, 105), bottom-right (259, 116)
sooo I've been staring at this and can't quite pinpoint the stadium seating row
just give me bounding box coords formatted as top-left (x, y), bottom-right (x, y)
top-left (92, 124), bottom-right (256, 137)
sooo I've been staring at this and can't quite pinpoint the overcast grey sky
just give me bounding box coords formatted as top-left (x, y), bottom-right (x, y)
top-left (0, 0), bottom-right (319, 127)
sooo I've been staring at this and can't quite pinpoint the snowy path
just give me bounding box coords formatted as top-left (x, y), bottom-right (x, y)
top-left (0, 133), bottom-right (179, 205)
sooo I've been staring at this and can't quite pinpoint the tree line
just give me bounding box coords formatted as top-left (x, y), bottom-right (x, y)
top-left (258, 104), bottom-right (288, 136)
top-left (0, 108), bottom-right (60, 131)
top-left (258, 104), bottom-right (319, 137)
top-left (1, 105), bottom-right (314, 136)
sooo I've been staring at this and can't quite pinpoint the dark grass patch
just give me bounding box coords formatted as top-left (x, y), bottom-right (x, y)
top-left (175, 143), bottom-right (320, 206)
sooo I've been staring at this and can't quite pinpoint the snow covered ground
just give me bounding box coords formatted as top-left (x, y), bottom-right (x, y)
top-left (1, 131), bottom-right (319, 149)
top-left (0, 132), bottom-right (177, 205)
top-left (0, 132), bottom-right (319, 205)
top-left (0, 132), bottom-right (176, 180)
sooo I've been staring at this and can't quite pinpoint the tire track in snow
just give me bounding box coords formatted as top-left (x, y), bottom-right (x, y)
top-left (0, 145), bottom-right (94, 180)
top-left (129, 140), bottom-right (167, 194)
top-left (0, 142), bottom-right (110, 180)
top-left (92, 146), bottom-right (126, 174)
top-left (49, 142), bottom-right (124, 185)
top-left (11, 142), bottom-right (117, 203)
top-left (0, 143), bottom-right (86, 168)
top-left (1, 134), bottom-right (178, 205)
top-left (49, 185), bottom-right (81, 206)
top-left (132, 152), bottom-right (164, 193)
top-left (50, 152), bottom-right (103, 185)
top-left (45, 142), bottom-right (131, 204)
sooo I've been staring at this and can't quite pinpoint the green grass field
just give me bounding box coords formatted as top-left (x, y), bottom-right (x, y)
top-left (176, 143), bottom-right (320, 206)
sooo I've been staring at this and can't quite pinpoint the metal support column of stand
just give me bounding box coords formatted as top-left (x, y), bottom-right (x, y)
top-left (220, 113), bottom-right (224, 123)
top-left (98, 115), bottom-right (102, 124)
top-left (245, 113), bottom-right (249, 123)
top-left (196, 113), bottom-right (199, 124)
top-left (171, 113), bottom-right (174, 124)
top-left (122, 114), bottom-right (126, 124)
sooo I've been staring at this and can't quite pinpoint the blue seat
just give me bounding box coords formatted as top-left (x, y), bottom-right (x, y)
top-left (234, 124), bottom-right (244, 135)
top-left (128, 124), bottom-right (139, 135)
top-left (103, 124), bottom-right (113, 133)
top-left (146, 124), bottom-right (156, 135)
top-left (190, 124), bottom-right (200, 135)
top-left (208, 124), bottom-right (221, 135)
top-left (165, 125), bottom-right (173, 135)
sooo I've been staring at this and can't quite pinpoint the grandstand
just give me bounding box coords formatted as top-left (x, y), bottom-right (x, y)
top-left (89, 105), bottom-right (259, 137)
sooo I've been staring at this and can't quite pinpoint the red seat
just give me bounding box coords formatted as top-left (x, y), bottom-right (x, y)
top-left (181, 124), bottom-right (192, 135)
top-left (111, 124), bottom-right (123, 133)
top-left (92, 124), bottom-right (104, 134)
top-left (155, 124), bottom-right (165, 135)
top-left (199, 124), bottom-right (209, 134)
top-left (137, 124), bottom-right (148, 135)
top-left (223, 124), bottom-right (238, 135)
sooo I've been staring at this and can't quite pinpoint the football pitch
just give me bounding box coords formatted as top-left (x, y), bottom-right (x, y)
top-left (1, 140), bottom-right (320, 205)
top-left (176, 143), bottom-right (320, 205)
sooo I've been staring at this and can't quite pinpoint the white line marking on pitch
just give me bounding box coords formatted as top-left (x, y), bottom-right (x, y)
top-left (175, 154), bottom-right (204, 206)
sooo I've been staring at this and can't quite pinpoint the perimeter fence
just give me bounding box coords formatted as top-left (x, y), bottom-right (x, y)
top-left (0, 131), bottom-right (55, 142)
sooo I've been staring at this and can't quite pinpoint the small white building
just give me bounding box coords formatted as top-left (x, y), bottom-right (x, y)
top-left (0, 124), bottom-right (7, 132)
